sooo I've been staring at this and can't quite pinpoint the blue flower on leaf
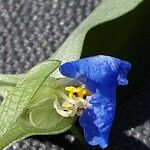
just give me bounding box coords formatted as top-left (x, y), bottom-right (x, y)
top-left (59, 55), bottom-right (131, 149)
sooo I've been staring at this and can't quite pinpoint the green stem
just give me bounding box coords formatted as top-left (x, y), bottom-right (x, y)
top-left (0, 74), bottom-right (25, 87)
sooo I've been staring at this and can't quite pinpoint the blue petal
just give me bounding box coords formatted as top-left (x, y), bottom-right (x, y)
top-left (79, 88), bottom-right (116, 149)
top-left (59, 55), bottom-right (131, 148)
top-left (59, 55), bottom-right (131, 92)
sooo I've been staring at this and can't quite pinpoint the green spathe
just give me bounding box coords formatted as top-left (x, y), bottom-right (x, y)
top-left (0, 60), bottom-right (75, 149)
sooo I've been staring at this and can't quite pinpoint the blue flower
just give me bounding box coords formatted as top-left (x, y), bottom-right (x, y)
top-left (59, 55), bottom-right (131, 149)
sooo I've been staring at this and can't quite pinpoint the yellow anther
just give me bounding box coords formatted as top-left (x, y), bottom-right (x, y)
top-left (54, 86), bottom-right (91, 117)
top-left (65, 86), bottom-right (90, 99)
top-left (65, 86), bottom-right (77, 92)
top-left (67, 91), bottom-right (75, 98)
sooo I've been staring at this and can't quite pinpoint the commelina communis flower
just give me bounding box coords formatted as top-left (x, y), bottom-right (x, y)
top-left (54, 55), bottom-right (131, 149)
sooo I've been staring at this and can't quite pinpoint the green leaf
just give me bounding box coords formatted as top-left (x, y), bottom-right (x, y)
top-left (29, 106), bottom-right (60, 129)
top-left (0, 60), bottom-right (76, 149)
top-left (29, 104), bottom-right (74, 130)
top-left (0, 98), bottom-right (75, 149)
top-left (1, 115), bottom-right (74, 150)
top-left (0, 60), bottom-right (60, 146)
top-left (27, 77), bottom-right (57, 109)
top-left (28, 77), bottom-right (80, 109)
top-left (50, 0), bottom-right (143, 78)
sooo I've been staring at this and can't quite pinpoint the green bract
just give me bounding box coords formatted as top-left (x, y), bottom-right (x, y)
top-left (0, 60), bottom-right (75, 149)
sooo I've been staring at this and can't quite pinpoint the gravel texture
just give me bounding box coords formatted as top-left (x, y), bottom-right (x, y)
top-left (0, 0), bottom-right (99, 74)
top-left (0, 0), bottom-right (150, 150)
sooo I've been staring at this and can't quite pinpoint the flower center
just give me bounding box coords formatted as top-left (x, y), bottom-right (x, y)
top-left (53, 86), bottom-right (91, 117)
top-left (65, 86), bottom-right (90, 99)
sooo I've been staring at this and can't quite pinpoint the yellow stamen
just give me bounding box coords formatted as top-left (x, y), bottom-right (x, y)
top-left (53, 86), bottom-right (91, 117)
top-left (65, 86), bottom-right (90, 99)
